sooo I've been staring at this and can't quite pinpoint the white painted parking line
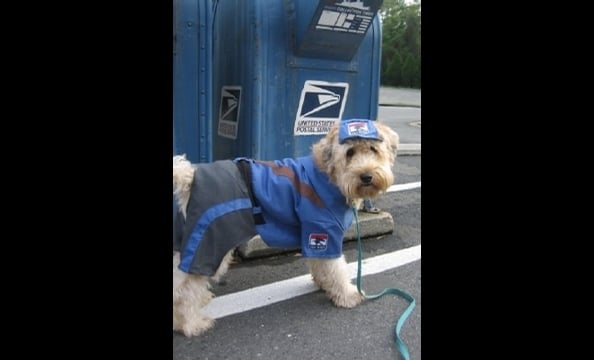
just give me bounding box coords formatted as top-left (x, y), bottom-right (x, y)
top-left (202, 245), bottom-right (421, 319)
top-left (387, 181), bottom-right (421, 193)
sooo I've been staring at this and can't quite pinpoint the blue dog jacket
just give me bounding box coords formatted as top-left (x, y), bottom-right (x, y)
top-left (174, 156), bottom-right (353, 276)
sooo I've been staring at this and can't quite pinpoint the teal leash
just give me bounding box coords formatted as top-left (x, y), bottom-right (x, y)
top-left (352, 206), bottom-right (416, 360)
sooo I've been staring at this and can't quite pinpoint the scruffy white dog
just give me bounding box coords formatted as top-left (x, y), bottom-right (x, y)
top-left (173, 119), bottom-right (399, 337)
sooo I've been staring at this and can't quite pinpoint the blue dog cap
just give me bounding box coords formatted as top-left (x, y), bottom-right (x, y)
top-left (338, 119), bottom-right (382, 144)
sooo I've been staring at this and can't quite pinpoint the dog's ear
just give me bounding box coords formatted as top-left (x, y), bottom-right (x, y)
top-left (376, 122), bottom-right (399, 157)
top-left (312, 123), bottom-right (339, 179)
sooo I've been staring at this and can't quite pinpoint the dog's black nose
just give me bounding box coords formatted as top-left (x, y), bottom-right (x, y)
top-left (360, 174), bottom-right (373, 184)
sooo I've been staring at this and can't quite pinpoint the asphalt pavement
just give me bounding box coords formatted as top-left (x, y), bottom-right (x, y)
top-left (379, 87), bottom-right (421, 155)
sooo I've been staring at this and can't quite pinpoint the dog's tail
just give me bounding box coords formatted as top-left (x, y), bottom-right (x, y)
top-left (173, 155), bottom-right (194, 210)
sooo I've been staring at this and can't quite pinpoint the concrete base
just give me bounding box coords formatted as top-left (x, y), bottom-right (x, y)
top-left (237, 211), bottom-right (394, 259)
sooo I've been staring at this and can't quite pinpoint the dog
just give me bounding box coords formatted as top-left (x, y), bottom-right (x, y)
top-left (173, 119), bottom-right (399, 337)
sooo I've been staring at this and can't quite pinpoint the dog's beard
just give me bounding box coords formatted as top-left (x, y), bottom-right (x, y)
top-left (338, 165), bottom-right (394, 200)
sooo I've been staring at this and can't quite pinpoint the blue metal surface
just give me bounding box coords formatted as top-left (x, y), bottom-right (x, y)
top-left (211, 0), bottom-right (382, 161)
top-left (173, 0), bottom-right (213, 163)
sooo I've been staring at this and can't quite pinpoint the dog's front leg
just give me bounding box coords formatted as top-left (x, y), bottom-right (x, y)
top-left (307, 256), bottom-right (365, 308)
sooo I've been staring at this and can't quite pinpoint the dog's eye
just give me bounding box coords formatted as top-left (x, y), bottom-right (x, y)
top-left (346, 148), bottom-right (355, 157)
top-left (370, 146), bottom-right (378, 154)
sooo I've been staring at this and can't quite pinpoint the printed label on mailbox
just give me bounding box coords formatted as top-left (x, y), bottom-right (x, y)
top-left (316, 1), bottom-right (374, 34)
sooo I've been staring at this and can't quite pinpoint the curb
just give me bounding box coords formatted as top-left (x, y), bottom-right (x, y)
top-left (379, 103), bottom-right (421, 108)
top-left (238, 211), bottom-right (394, 259)
top-left (398, 144), bottom-right (421, 156)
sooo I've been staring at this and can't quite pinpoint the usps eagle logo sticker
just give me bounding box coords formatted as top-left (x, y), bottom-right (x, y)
top-left (308, 233), bottom-right (329, 251)
top-left (218, 86), bottom-right (242, 139)
top-left (294, 80), bottom-right (349, 136)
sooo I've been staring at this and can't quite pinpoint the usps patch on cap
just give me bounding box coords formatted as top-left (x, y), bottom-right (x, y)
top-left (338, 119), bottom-right (382, 144)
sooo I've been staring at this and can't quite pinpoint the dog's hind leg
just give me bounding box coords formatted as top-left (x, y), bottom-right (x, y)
top-left (173, 253), bottom-right (215, 336)
top-left (211, 249), bottom-right (235, 284)
top-left (307, 256), bottom-right (365, 308)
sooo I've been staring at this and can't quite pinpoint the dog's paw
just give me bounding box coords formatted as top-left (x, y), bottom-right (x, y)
top-left (176, 314), bottom-right (215, 337)
top-left (330, 284), bottom-right (365, 308)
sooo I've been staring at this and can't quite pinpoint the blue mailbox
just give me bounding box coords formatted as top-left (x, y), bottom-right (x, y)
top-left (211, 0), bottom-right (383, 161)
top-left (173, 0), bottom-right (383, 223)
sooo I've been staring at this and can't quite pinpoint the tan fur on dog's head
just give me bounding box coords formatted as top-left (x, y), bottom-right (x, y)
top-left (312, 121), bottom-right (399, 205)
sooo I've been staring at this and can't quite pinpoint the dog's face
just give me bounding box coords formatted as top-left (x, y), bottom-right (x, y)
top-left (312, 121), bottom-right (399, 202)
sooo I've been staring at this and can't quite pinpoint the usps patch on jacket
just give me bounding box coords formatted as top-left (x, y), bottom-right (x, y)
top-left (308, 233), bottom-right (329, 251)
